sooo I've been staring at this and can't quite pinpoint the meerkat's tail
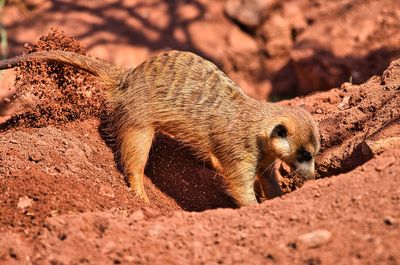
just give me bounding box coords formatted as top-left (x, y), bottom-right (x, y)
top-left (0, 50), bottom-right (123, 87)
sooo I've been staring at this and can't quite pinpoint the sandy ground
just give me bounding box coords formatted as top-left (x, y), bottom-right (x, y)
top-left (0, 0), bottom-right (399, 264)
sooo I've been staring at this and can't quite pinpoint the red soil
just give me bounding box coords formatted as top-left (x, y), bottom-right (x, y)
top-left (0, 1), bottom-right (399, 264)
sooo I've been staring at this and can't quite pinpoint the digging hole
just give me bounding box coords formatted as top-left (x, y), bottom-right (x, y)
top-left (145, 135), bottom-right (237, 211)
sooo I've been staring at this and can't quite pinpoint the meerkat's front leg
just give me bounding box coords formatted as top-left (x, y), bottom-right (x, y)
top-left (220, 160), bottom-right (259, 207)
top-left (118, 126), bottom-right (155, 203)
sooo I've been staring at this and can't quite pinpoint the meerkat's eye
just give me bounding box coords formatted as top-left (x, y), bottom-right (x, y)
top-left (271, 124), bottom-right (287, 138)
top-left (297, 148), bottom-right (312, 162)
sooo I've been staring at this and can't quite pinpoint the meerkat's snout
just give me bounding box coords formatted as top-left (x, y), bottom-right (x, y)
top-left (293, 149), bottom-right (316, 179)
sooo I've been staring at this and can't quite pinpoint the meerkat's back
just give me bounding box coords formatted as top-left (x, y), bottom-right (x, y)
top-left (111, 51), bottom-right (259, 156)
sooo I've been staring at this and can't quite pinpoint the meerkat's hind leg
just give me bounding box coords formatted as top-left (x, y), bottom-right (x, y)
top-left (118, 126), bottom-right (155, 203)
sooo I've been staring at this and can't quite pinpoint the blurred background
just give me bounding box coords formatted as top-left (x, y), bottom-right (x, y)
top-left (1, 0), bottom-right (400, 100)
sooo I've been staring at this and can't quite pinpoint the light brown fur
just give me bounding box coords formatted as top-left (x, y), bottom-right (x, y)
top-left (0, 50), bottom-right (320, 206)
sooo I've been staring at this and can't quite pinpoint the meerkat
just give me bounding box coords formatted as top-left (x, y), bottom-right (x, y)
top-left (0, 50), bottom-right (320, 207)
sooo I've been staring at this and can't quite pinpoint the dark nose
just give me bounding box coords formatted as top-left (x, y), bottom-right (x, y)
top-left (297, 148), bottom-right (312, 162)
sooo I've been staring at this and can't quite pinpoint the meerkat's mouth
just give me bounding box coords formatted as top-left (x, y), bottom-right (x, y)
top-left (269, 160), bottom-right (311, 195)
top-left (275, 160), bottom-right (293, 179)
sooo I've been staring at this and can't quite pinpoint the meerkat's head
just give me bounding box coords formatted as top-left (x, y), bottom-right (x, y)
top-left (266, 107), bottom-right (320, 179)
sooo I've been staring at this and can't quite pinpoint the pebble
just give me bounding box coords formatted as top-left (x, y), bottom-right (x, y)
top-left (296, 229), bottom-right (332, 249)
top-left (375, 156), bottom-right (396, 171)
top-left (28, 152), bottom-right (44, 163)
top-left (337, 96), bottom-right (351, 110)
top-left (17, 196), bottom-right (33, 209)
top-left (50, 210), bottom-right (59, 217)
top-left (99, 185), bottom-right (115, 198)
top-left (101, 241), bottom-right (117, 254)
top-left (130, 210), bottom-right (145, 222)
top-left (383, 216), bottom-right (396, 226)
top-left (252, 220), bottom-right (264, 228)
top-left (66, 164), bottom-right (80, 174)
top-left (147, 223), bottom-right (164, 237)
top-left (225, 0), bottom-right (266, 27)
top-left (315, 108), bottom-right (323, 114)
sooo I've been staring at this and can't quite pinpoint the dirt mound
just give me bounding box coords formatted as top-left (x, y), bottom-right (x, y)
top-left (281, 63), bottom-right (400, 178)
top-left (0, 124), bottom-right (399, 264)
top-left (6, 29), bottom-right (104, 128)
top-left (0, 119), bottom-right (180, 231)
top-left (1, 31), bottom-right (400, 264)
top-left (265, 60), bottom-right (399, 194)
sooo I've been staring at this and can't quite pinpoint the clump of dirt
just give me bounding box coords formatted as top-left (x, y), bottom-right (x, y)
top-left (6, 29), bottom-right (105, 128)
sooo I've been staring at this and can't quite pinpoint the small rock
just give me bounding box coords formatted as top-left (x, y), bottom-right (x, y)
top-left (375, 156), bottom-right (396, 172)
top-left (54, 165), bottom-right (64, 173)
top-left (225, 0), bottom-right (275, 28)
top-left (130, 210), bottom-right (145, 222)
top-left (66, 164), bottom-right (80, 174)
top-left (17, 196), bottom-right (33, 209)
top-left (337, 96), bottom-right (351, 110)
top-left (362, 138), bottom-right (400, 157)
top-left (147, 224), bottom-right (164, 237)
top-left (34, 140), bottom-right (48, 147)
top-left (99, 185), bottom-right (115, 198)
top-left (315, 108), bottom-right (323, 114)
top-left (296, 229), bottom-right (332, 249)
top-left (82, 143), bottom-right (93, 158)
top-left (340, 82), bottom-right (354, 90)
top-left (101, 241), bottom-right (117, 254)
top-left (28, 152), bottom-right (44, 163)
top-left (125, 256), bottom-right (135, 262)
top-left (383, 216), bottom-right (396, 226)
top-left (8, 248), bottom-right (17, 259)
top-left (49, 210), bottom-right (59, 217)
top-left (288, 215), bottom-right (299, 222)
top-left (142, 207), bottom-right (162, 219)
top-left (252, 220), bottom-right (264, 228)
top-left (65, 148), bottom-right (87, 164)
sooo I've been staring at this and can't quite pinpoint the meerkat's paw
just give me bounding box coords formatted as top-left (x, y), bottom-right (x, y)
top-left (127, 172), bottom-right (150, 203)
top-left (229, 186), bottom-right (258, 207)
top-left (130, 186), bottom-right (150, 203)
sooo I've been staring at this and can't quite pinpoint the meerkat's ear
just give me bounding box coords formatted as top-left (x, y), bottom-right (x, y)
top-left (270, 124), bottom-right (287, 138)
